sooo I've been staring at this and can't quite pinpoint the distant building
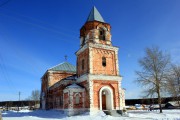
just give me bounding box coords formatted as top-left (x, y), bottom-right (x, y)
top-left (40, 6), bottom-right (125, 116)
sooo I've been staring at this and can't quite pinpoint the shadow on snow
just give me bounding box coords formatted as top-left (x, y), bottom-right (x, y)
top-left (2, 110), bottom-right (68, 119)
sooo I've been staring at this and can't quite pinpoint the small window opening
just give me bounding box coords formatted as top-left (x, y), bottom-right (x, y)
top-left (75, 94), bottom-right (80, 104)
top-left (99, 28), bottom-right (105, 40)
top-left (100, 30), bottom-right (103, 35)
top-left (102, 57), bottom-right (106, 67)
top-left (82, 59), bottom-right (84, 70)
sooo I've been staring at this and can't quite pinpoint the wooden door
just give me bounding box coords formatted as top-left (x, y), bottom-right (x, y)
top-left (102, 94), bottom-right (106, 110)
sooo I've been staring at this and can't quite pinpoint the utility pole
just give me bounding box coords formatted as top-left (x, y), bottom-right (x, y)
top-left (18, 92), bottom-right (21, 111)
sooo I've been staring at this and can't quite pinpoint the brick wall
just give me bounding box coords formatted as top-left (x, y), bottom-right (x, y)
top-left (49, 72), bottom-right (75, 87)
top-left (64, 93), bottom-right (69, 109)
top-left (77, 49), bottom-right (89, 77)
top-left (42, 71), bottom-right (75, 92)
top-left (80, 21), bottom-right (111, 38)
top-left (92, 48), bottom-right (117, 76)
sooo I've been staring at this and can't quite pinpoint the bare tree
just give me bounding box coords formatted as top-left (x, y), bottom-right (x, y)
top-left (135, 46), bottom-right (170, 113)
top-left (166, 64), bottom-right (180, 106)
top-left (30, 90), bottom-right (40, 109)
top-left (31, 90), bottom-right (40, 101)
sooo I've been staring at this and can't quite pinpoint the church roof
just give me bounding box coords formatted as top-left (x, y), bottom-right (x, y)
top-left (86, 6), bottom-right (105, 23)
top-left (48, 62), bottom-right (76, 73)
top-left (66, 83), bottom-right (83, 89)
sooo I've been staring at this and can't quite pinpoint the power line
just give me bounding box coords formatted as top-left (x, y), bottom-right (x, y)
top-left (0, 12), bottom-right (78, 39)
top-left (0, 12), bottom-right (79, 78)
top-left (0, 12), bottom-right (79, 48)
top-left (0, 52), bottom-right (17, 92)
top-left (0, 51), bottom-right (19, 101)
top-left (0, 7), bottom-right (78, 35)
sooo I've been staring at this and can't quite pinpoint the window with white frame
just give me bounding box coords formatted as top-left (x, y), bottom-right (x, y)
top-left (75, 94), bottom-right (80, 104)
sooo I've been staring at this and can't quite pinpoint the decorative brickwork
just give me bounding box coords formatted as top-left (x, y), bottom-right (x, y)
top-left (76, 17), bottom-right (125, 112)
top-left (40, 7), bottom-right (125, 116)
top-left (80, 21), bottom-right (111, 47)
top-left (91, 48), bottom-right (117, 75)
top-left (80, 21), bottom-right (111, 38)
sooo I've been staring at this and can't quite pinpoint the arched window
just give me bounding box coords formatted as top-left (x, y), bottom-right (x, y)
top-left (82, 59), bottom-right (84, 70)
top-left (102, 57), bottom-right (106, 67)
top-left (75, 94), bottom-right (80, 104)
top-left (99, 28), bottom-right (105, 40)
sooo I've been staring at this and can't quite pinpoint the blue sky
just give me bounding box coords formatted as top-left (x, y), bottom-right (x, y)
top-left (0, 0), bottom-right (180, 101)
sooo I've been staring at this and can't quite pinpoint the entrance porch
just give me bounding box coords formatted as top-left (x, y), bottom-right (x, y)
top-left (99, 86), bottom-right (114, 110)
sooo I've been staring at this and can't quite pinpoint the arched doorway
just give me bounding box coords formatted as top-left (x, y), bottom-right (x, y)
top-left (99, 86), bottom-right (114, 110)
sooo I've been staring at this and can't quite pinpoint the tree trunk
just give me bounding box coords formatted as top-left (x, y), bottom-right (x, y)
top-left (157, 88), bottom-right (162, 113)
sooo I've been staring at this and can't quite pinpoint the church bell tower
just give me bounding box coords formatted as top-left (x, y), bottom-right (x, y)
top-left (76, 6), bottom-right (125, 113)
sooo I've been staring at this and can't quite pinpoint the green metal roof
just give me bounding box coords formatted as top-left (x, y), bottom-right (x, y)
top-left (49, 62), bottom-right (76, 73)
top-left (86, 6), bottom-right (105, 22)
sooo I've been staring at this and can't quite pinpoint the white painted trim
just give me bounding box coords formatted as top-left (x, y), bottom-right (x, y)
top-left (97, 25), bottom-right (108, 31)
top-left (118, 80), bottom-right (121, 110)
top-left (115, 49), bottom-right (120, 75)
top-left (89, 80), bottom-right (94, 110)
top-left (74, 93), bottom-right (82, 97)
top-left (89, 74), bottom-right (122, 81)
top-left (76, 74), bottom-right (88, 83)
top-left (99, 86), bottom-right (114, 110)
top-left (77, 74), bottom-right (122, 83)
top-left (89, 43), bottom-right (119, 51)
top-left (89, 47), bottom-right (93, 74)
top-left (76, 42), bottom-right (119, 56)
top-left (76, 44), bottom-right (88, 55)
top-left (83, 90), bottom-right (85, 108)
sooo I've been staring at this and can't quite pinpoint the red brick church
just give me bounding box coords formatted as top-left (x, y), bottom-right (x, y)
top-left (40, 6), bottom-right (125, 116)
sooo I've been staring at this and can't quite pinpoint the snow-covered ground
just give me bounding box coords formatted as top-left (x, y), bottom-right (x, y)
top-left (1, 109), bottom-right (180, 120)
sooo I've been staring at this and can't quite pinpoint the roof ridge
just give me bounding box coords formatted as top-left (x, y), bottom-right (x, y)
top-left (48, 62), bottom-right (65, 70)
top-left (48, 62), bottom-right (76, 72)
